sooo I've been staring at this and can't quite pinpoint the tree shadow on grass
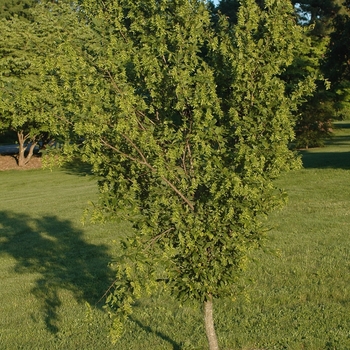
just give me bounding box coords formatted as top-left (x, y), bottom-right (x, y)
top-left (130, 316), bottom-right (182, 350)
top-left (0, 210), bottom-right (114, 333)
top-left (300, 121), bottom-right (350, 169)
top-left (333, 122), bottom-right (350, 129)
top-left (61, 159), bottom-right (93, 177)
top-left (301, 150), bottom-right (350, 169)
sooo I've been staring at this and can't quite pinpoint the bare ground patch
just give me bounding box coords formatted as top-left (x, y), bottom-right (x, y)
top-left (0, 154), bottom-right (42, 171)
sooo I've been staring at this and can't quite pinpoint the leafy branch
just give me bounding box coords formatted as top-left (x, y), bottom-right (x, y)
top-left (100, 137), bottom-right (195, 211)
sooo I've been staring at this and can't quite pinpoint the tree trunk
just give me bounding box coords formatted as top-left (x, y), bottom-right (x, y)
top-left (17, 131), bottom-right (37, 167)
top-left (17, 131), bottom-right (26, 167)
top-left (25, 142), bottom-right (37, 165)
top-left (204, 294), bottom-right (219, 350)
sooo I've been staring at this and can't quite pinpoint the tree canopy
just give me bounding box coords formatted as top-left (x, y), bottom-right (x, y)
top-left (43, 0), bottom-right (316, 348)
top-left (215, 0), bottom-right (350, 148)
top-left (0, 0), bottom-right (37, 19)
top-left (0, 2), bottom-right (88, 165)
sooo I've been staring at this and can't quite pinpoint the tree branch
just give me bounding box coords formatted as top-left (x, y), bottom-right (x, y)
top-left (100, 137), bottom-right (195, 211)
top-left (106, 70), bottom-right (154, 131)
top-left (144, 227), bottom-right (175, 250)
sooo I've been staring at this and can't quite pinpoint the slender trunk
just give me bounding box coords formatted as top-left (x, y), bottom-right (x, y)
top-left (25, 142), bottom-right (37, 165)
top-left (204, 294), bottom-right (219, 350)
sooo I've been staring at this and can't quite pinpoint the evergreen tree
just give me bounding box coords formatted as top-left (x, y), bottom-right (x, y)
top-left (292, 0), bottom-right (350, 141)
top-left (324, 2), bottom-right (350, 119)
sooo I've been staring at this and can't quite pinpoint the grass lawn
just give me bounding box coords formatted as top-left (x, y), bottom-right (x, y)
top-left (1, 121), bottom-right (350, 349)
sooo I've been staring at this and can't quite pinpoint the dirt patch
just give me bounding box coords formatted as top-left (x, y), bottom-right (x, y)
top-left (0, 154), bottom-right (42, 171)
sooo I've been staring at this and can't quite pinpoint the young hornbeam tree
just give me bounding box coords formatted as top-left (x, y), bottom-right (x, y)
top-left (47, 0), bottom-right (315, 348)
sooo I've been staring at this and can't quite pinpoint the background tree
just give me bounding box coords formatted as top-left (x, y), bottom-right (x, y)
top-left (0, 16), bottom-right (45, 165)
top-left (212, 0), bottom-right (240, 24)
top-left (324, 1), bottom-right (350, 120)
top-left (0, 2), bottom-right (87, 166)
top-left (46, 0), bottom-right (315, 348)
top-left (291, 0), bottom-right (350, 147)
top-left (216, 0), bottom-right (350, 148)
top-left (284, 14), bottom-right (333, 149)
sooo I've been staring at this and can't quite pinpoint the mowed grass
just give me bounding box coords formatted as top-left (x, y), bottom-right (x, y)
top-left (0, 167), bottom-right (123, 349)
top-left (1, 121), bottom-right (350, 349)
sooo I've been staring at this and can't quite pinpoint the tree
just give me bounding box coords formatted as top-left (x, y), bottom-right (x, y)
top-left (0, 16), bottom-right (44, 165)
top-left (289, 0), bottom-right (350, 147)
top-left (213, 0), bottom-right (240, 24)
top-left (324, 2), bottom-right (350, 120)
top-left (0, 0), bottom-right (37, 19)
top-left (283, 20), bottom-right (333, 149)
top-left (46, 0), bottom-right (315, 348)
top-left (212, 0), bottom-right (331, 149)
top-left (0, 2), bottom-right (87, 166)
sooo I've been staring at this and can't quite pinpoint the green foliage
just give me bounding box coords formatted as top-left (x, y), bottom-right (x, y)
top-left (289, 0), bottom-right (350, 147)
top-left (0, 15), bottom-right (41, 138)
top-left (215, 0), bottom-right (331, 150)
top-left (294, 93), bottom-right (334, 149)
top-left (324, 7), bottom-right (350, 120)
top-left (44, 0), bottom-right (316, 344)
top-left (213, 0), bottom-right (240, 24)
top-left (0, 2), bottom-right (90, 163)
top-left (0, 0), bottom-right (37, 20)
top-left (281, 22), bottom-right (334, 149)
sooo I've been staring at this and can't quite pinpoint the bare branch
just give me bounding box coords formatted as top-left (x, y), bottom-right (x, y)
top-left (182, 118), bottom-right (194, 177)
top-left (96, 278), bottom-right (118, 306)
top-left (121, 133), bottom-right (153, 170)
top-left (144, 227), bottom-right (175, 250)
top-left (100, 138), bottom-right (144, 165)
top-left (136, 109), bottom-right (155, 126)
top-left (106, 70), bottom-right (123, 95)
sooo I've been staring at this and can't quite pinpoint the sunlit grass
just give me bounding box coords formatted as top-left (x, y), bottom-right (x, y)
top-left (1, 121), bottom-right (350, 349)
top-left (0, 168), bottom-right (120, 349)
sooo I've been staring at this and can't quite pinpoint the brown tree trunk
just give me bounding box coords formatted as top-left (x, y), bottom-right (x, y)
top-left (17, 131), bottom-right (26, 167)
top-left (17, 131), bottom-right (37, 167)
top-left (25, 142), bottom-right (37, 165)
top-left (204, 294), bottom-right (219, 350)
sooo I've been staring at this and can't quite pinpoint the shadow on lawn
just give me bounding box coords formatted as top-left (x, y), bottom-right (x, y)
top-left (0, 211), bottom-right (113, 333)
top-left (62, 159), bottom-right (93, 177)
top-left (130, 317), bottom-right (182, 350)
top-left (301, 150), bottom-right (350, 169)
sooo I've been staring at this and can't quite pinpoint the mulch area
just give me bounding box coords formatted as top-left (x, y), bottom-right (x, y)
top-left (0, 154), bottom-right (42, 171)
